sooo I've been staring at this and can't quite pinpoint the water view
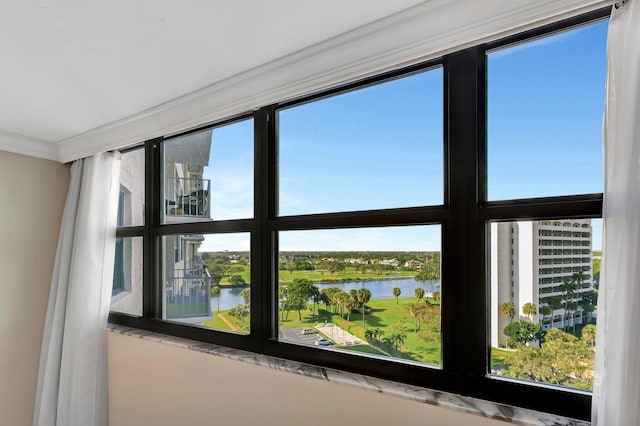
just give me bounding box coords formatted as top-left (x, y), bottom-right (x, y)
top-left (210, 277), bottom-right (440, 311)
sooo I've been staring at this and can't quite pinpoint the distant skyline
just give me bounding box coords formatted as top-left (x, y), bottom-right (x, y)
top-left (198, 20), bottom-right (607, 253)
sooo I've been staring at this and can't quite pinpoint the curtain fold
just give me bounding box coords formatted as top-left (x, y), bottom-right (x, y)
top-left (33, 152), bottom-right (120, 426)
top-left (593, 2), bottom-right (640, 425)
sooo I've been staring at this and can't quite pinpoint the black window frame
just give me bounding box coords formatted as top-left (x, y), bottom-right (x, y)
top-left (109, 7), bottom-right (609, 421)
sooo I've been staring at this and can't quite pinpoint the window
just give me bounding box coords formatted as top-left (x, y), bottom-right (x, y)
top-left (109, 8), bottom-right (608, 421)
top-left (487, 13), bottom-right (605, 397)
top-left (111, 148), bottom-right (144, 315)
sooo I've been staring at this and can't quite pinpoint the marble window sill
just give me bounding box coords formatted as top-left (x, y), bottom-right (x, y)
top-left (107, 324), bottom-right (589, 426)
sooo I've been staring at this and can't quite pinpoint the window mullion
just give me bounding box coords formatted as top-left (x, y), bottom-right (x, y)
top-left (443, 47), bottom-right (487, 377)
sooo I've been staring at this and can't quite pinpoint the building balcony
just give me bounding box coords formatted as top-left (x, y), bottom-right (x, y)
top-left (165, 272), bottom-right (212, 320)
top-left (165, 177), bottom-right (211, 222)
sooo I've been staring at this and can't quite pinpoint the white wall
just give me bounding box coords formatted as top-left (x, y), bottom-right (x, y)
top-left (108, 332), bottom-right (505, 426)
top-left (0, 151), bottom-right (69, 426)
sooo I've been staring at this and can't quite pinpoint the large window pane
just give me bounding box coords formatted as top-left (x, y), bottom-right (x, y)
top-left (118, 148), bottom-right (145, 227)
top-left (487, 21), bottom-right (607, 200)
top-left (111, 236), bottom-right (143, 316)
top-left (490, 219), bottom-right (600, 390)
top-left (162, 119), bottom-right (253, 223)
top-left (278, 226), bottom-right (441, 367)
top-left (162, 233), bottom-right (250, 334)
top-left (278, 67), bottom-right (443, 216)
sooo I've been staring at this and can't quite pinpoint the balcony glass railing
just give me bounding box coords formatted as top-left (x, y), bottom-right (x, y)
top-left (165, 273), bottom-right (211, 319)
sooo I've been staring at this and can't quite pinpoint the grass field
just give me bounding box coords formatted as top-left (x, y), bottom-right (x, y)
top-left (212, 265), bottom-right (419, 286)
top-left (201, 296), bottom-right (441, 365)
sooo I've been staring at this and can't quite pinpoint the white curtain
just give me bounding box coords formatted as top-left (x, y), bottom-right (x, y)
top-left (593, 2), bottom-right (640, 425)
top-left (33, 152), bottom-right (120, 426)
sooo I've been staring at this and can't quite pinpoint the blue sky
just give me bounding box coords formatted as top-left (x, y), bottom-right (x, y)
top-left (198, 20), bottom-right (607, 252)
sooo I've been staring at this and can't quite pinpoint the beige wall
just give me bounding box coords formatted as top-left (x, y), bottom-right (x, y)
top-left (108, 332), bottom-right (504, 426)
top-left (0, 151), bottom-right (70, 426)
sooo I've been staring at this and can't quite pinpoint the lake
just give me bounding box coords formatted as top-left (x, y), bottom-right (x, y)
top-left (210, 277), bottom-right (440, 311)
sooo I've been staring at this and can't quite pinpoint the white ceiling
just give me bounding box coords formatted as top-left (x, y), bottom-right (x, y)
top-left (0, 0), bottom-right (610, 162)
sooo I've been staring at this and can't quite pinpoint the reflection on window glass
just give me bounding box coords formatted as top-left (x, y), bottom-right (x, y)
top-left (118, 149), bottom-right (145, 227)
top-left (490, 219), bottom-right (600, 390)
top-left (162, 233), bottom-right (250, 334)
top-left (487, 21), bottom-right (607, 200)
top-left (111, 236), bottom-right (143, 316)
top-left (278, 226), bottom-right (441, 367)
top-left (162, 119), bottom-right (253, 223)
top-left (278, 67), bottom-right (443, 216)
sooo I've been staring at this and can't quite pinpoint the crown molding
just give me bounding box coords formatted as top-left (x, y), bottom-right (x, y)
top-left (0, 130), bottom-right (59, 162)
top-left (55, 0), bottom-right (611, 163)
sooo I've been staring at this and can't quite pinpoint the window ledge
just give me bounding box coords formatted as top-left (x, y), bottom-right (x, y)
top-left (107, 324), bottom-right (588, 426)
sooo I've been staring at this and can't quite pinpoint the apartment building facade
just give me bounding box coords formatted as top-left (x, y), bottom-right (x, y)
top-left (491, 219), bottom-right (595, 347)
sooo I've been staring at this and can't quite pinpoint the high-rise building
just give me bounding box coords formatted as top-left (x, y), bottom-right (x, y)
top-left (491, 219), bottom-right (595, 348)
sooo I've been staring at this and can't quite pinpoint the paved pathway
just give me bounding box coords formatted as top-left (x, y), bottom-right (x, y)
top-left (315, 323), bottom-right (364, 346)
top-left (217, 313), bottom-right (238, 331)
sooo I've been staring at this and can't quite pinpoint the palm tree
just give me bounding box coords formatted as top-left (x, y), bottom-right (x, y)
top-left (580, 302), bottom-right (596, 324)
top-left (547, 296), bottom-right (563, 328)
top-left (560, 278), bottom-right (578, 331)
top-left (567, 301), bottom-right (579, 334)
top-left (415, 287), bottom-right (425, 300)
top-left (522, 302), bottom-right (537, 322)
top-left (310, 286), bottom-right (320, 318)
top-left (356, 288), bottom-right (372, 331)
top-left (394, 331), bottom-right (407, 349)
top-left (392, 287), bottom-right (401, 304)
top-left (343, 294), bottom-right (357, 321)
top-left (210, 285), bottom-right (221, 312)
top-left (538, 305), bottom-right (552, 327)
top-left (500, 302), bottom-right (516, 321)
top-left (407, 302), bottom-right (425, 332)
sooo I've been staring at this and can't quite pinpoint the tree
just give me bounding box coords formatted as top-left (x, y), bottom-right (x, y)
top-left (502, 320), bottom-right (544, 348)
top-left (504, 328), bottom-right (594, 390)
top-left (547, 296), bottom-right (563, 328)
top-left (538, 305), bottom-right (552, 326)
top-left (227, 304), bottom-right (249, 329)
top-left (356, 288), bottom-right (372, 330)
top-left (286, 278), bottom-right (315, 321)
top-left (210, 285), bottom-right (221, 312)
top-left (431, 291), bottom-right (441, 305)
top-left (240, 288), bottom-right (251, 305)
top-left (566, 302), bottom-right (579, 334)
top-left (501, 302), bottom-right (516, 320)
top-left (581, 324), bottom-right (596, 347)
top-left (414, 287), bottom-right (425, 300)
top-left (392, 287), bottom-right (401, 304)
top-left (365, 327), bottom-right (384, 342)
top-left (344, 297), bottom-right (358, 322)
top-left (279, 286), bottom-right (288, 321)
top-left (229, 275), bottom-right (246, 285)
top-left (560, 277), bottom-right (578, 331)
top-left (414, 271), bottom-right (428, 282)
top-left (580, 302), bottom-right (596, 324)
top-left (522, 303), bottom-right (537, 322)
top-left (309, 285), bottom-right (321, 318)
top-left (407, 302), bottom-right (426, 332)
top-left (328, 261), bottom-right (345, 274)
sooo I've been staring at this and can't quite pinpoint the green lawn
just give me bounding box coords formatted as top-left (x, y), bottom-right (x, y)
top-left (277, 267), bottom-right (417, 284)
top-left (212, 265), bottom-right (419, 286)
top-left (491, 347), bottom-right (515, 371)
top-left (203, 297), bottom-right (442, 365)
